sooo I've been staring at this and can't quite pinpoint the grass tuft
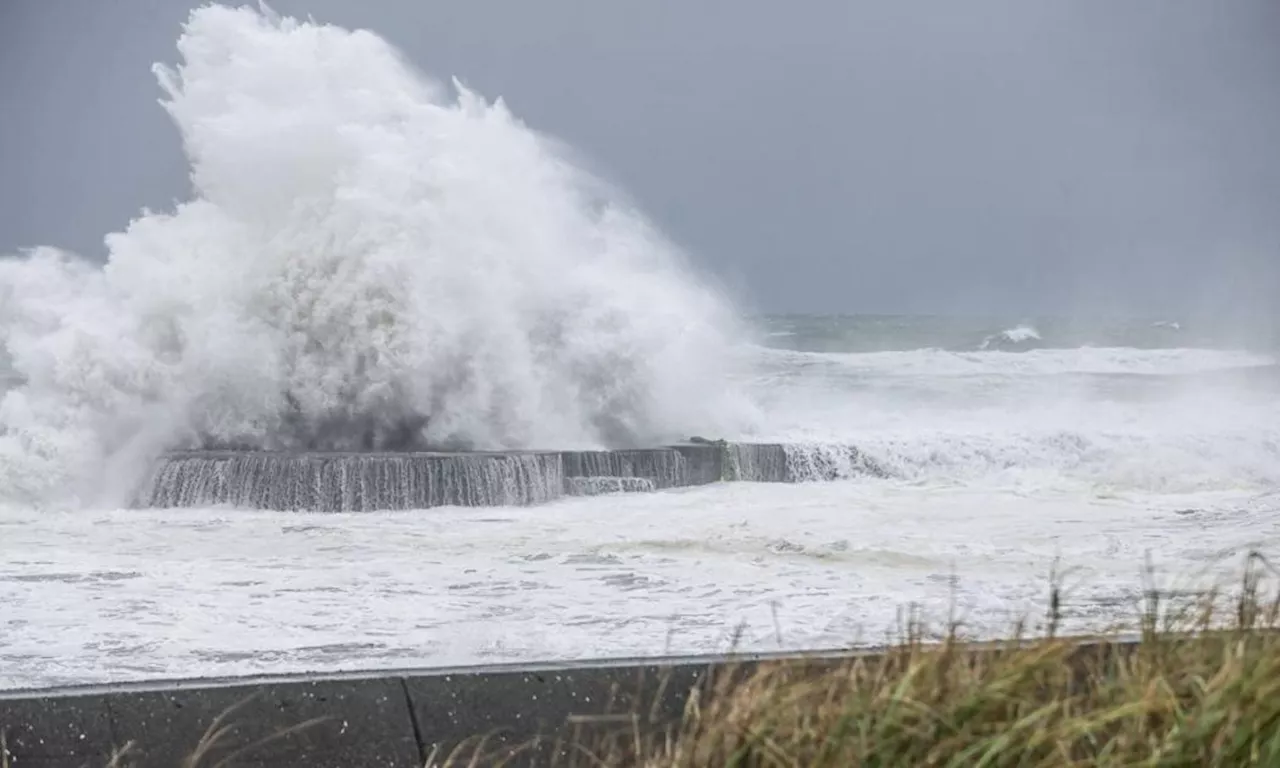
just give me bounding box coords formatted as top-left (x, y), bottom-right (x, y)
top-left (562, 551), bottom-right (1280, 767)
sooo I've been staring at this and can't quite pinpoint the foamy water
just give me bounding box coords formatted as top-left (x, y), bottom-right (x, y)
top-left (2, 4), bottom-right (1278, 690)
top-left (3, 482), bottom-right (1275, 689)
top-left (3, 339), bottom-right (1277, 689)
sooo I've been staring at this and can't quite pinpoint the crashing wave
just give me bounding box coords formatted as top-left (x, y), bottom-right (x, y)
top-left (0, 5), bottom-right (755, 507)
top-left (979, 324), bottom-right (1042, 351)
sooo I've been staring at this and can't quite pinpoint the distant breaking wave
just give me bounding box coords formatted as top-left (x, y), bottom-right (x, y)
top-left (742, 333), bottom-right (1280, 494)
top-left (0, 5), bottom-right (754, 507)
top-left (979, 323), bottom-right (1041, 351)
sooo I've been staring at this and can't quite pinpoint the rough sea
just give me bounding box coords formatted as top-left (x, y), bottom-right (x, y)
top-left (1, 6), bottom-right (1277, 689)
top-left (3, 314), bottom-right (1277, 690)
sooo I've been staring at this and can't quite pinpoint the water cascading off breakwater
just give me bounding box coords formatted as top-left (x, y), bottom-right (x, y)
top-left (131, 443), bottom-right (890, 512)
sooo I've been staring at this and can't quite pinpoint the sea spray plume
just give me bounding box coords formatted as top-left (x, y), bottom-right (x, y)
top-left (0, 4), bottom-right (752, 507)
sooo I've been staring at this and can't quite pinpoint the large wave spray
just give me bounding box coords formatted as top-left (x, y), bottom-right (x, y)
top-left (0, 4), bottom-right (753, 507)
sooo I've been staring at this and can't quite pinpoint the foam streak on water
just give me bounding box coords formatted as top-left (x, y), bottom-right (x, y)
top-left (565, 476), bottom-right (657, 496)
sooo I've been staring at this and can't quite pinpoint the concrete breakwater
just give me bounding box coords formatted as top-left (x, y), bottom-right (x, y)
top-left (132, 442), bottom-right (887, 512)
top-left (0, 639), bottom-right (1139, 768)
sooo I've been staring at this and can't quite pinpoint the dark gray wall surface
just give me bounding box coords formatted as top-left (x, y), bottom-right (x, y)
top-left (1, 679), bottom-right (421, 768)
top-left (0, 648), bottom-right (858, 767)
top-left (405, 663), bottom-right (711, 764)
top-left (108, 678), bottom-right (420, 768)
top-left (0, 694), bottom-right (114, 766)
top-left (0, 640), bottom-right (1148, 767)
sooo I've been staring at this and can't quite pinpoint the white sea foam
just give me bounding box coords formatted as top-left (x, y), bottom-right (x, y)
top-left (2, 483), bottom-right (1275, 689)
top-left (741, 343), bottom-right (1280, 495)
top-left (750, 345), bottom-right (1274, 378)
top-left (1002, 324), bottom-right (1041, 342)
top-left (0, 4), bottom-right (753, 508)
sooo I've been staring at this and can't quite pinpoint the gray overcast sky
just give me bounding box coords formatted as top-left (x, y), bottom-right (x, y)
top-left (2, 1), bottom-right (1278, 316)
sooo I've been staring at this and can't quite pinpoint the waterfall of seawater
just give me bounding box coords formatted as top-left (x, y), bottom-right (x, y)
top-left (129, 442), bottom-right (887, 511)
top-left (134, 452), bottom-right (565, 511)
top-left (783, 444), bottom-right (890, 481)
top-left (724, 443), bottom-right (789, 482)
top-left (725, 443), bottom-right (889, 483)
top-left (560, 449), bottom-right (688, 490)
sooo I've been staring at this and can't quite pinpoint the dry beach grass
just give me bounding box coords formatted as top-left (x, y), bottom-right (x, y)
top-left (449, 554), bottom-right (1280, 767)
top-left (78, 554), bottom-right (1280, 768)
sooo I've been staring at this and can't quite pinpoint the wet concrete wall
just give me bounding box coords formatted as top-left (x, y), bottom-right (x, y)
top-left (129, 441), bottom-right (895, 512)
top-left (132, 443), bottom-right (734, 512)
top-left (0, 677), bottom-right (419, 768)
top-left (0, 641), bottom-right (1138, 767)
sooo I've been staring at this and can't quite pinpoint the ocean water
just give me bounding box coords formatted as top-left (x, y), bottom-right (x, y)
top-left (3, 315), bottom-right (1277, 689)
top-left (2, 5), bottom-right (1278, 690)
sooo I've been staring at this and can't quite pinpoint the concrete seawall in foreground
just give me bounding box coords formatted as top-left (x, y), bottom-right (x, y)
top-left (0, 639), bottom-right (1137, 768)
top-left (131, 442), bottom-right (887, 512)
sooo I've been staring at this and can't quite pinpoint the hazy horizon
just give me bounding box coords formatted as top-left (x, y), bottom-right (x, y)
top-left (2, 0), bottom-right (1278, 317)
